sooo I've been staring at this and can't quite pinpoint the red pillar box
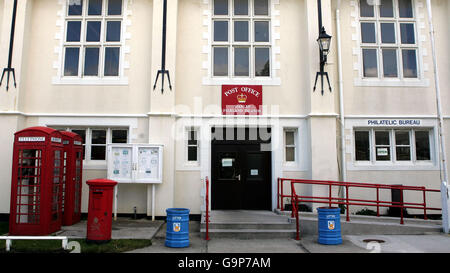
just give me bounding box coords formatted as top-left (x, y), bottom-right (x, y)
top-left (60, 131), bottom-right (83, 226)
top-left (86, 179), bottom-right (117, 243)
top-left (9, 127), bottom-right (64, 235)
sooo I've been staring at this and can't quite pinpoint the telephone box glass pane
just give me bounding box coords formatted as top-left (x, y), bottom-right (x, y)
top-left (16, 149), bottom-right (42, 224)
top-left (52, 150), bottom-right (62, 221)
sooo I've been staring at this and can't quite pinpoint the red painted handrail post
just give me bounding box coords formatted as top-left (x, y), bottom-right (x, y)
top-left (329, 184), bottom-right (332, 207)
top-left (281, 179), bottom-right (285, 212)
top-left (376, 186), bottom-right (380, 217)
top-left (205, 176), bottom-right (210, 241)
top-left (423, 188), bottom-right (428, 220)
top-left (277, 178), bottom-right (280, 210)
top-left (400, 188), bottom-right (404, 225)
top-left (295, 194), bottom-right (300, 240)
top-left (346, 185), bottom-right (350, 222)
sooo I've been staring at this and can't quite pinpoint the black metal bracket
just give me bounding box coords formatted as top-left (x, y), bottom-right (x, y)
top-left (153, 0), bottom-right (172, 94)
top-left (0, 0), bottom-right (18, 91)
top-left (313, 71), bottom-right (332, 95)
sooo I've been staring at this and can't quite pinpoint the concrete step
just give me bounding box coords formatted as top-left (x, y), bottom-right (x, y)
top-left (200, 222), bottom-right (296, 230)
top-left (275, 209), bottom-right (443, 235)
top-left (200, 228), bottom-right (296, 239)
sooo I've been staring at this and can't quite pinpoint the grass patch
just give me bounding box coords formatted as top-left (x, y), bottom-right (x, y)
top-left (0, 239), bottom-right (152, 253)
top-left (0, 222), bottom-right (9, 235)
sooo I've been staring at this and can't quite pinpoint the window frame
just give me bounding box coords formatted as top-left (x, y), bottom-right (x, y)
top-left (211, 0), bottom-right (272, 79)
top-left (60, 0), bottom-right (125, 81)
top-left (283, 128), bottom-right (298, 164)
top-left (186, 127), bottom-right (200, 165)
top-left (357, 0), bottom-right (422, 83)
top-left (353, 128), bottom-right (433, 166)
top-left (54, 127), bottom-right (129, 164)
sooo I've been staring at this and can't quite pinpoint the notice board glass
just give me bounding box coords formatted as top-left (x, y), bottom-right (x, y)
top-left (107, 144), bottom-right (163, 183)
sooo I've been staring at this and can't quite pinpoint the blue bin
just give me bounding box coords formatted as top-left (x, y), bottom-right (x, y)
top-left (317, 207), bottom-right (342, 245)
top-left (165, 208), bottom-right (190, 248)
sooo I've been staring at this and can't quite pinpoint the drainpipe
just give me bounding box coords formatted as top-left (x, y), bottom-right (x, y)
top-left (425, 0), bottom-right (450, 233)
top-left (335, 0), bottom-right (347, 198)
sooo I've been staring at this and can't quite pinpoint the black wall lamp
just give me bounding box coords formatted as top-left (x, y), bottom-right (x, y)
top-left (313, 0), bottom-right (332, 95)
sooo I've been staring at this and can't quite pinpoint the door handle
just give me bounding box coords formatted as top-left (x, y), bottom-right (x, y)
top-left (236, 174), bottom-right (241, 181)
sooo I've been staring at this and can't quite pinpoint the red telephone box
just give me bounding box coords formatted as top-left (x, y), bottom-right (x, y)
top-left (60, 131), bottom-right (83, 226)
top-left (86, 179), bottom-right (117, 243)
top-left (9, 127), bottom-right (64, 235)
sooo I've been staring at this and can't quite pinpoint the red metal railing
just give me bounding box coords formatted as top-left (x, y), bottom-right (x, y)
top-left (278, 178), bottom-right (441, 240)
top-left (204, 176), bottom-right (210, 241)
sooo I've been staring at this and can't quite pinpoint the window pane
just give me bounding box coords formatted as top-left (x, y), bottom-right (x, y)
top-left (112, 130), bottom-right (127, 143)
top-left (84, 47), bottom-right (100, 76)
top-left (188, 146), bottom-right (198, 161)
top-left (381, 23), bottom-right (395, 44)
top-left (362, 49), bottom-right (378, 77)
top-left (108, 0), bottom-right (122, 15)
top-left (398, 0), bottom-right (413, 18)
top-left (234, 47), bottom-right (249, 76)
top-left (234, 0), bottom-right (248, 15)
top-left (72, 129), bottom-right (86, 144)
top-left (395, 131), bottom-right (410, 161)
top-left (415, 131), bottom-right (431, 160)
top-left (360, 0), bottom-right (374, 17)
top-left (68, 0), bottom-right (83, 16)
top-left (254, 21), bottom-right (269, 42)
top-left (255, 47), bottom-right (270, 77)
top-left (66, 21), bottom-right (81, 42)
top-left (382, 49), bottom-right (398, 78)
top-left (71, 129), bottom-right (86, 160)
top-left (234, 21), bottom-right (248, 42)
top-left (86, 21), bottom-right (101, 42)
top-left (213, 47), bottom-right (228, 76)
top-left (106, 21), bottom-right (121, 42)
top-left (396, 147), bottom-right (411, 161)
top-left (402, 49), bottom-right (417, 78)
top-left (104, 47), bottom-right (120, 76)
top-left (285, 147), bottom-right (295, 162)
top-left (375, 131), bottom-right (390, 145)
top-left (214, 0), bottom-right (228, 15)
top-left (92, 130), bottom-right (106, 144)
top-left (91, 146), bottom-right (106, 160)
top-left (88, 0), bottom-right (103, 15)
top-left (64, 48), bottom-right (80, 76)
top-left (188, 130), bottom-right (198, 146)
top-left (361, 22), bottom-right (376, 43)
top-left (400, 23), bottom-right (415, 44)
top-left (379, 0), bottom-right (394, 18)
top-left (395, 131), bottom-right (410, 145)
top-left (254, 0), bottom-right (269, 15)
top-left (285, 131), bottom-right (295, 146)
top-left (355, 131), bottom-right (370, 161)
top-left (214, 21), bottom-right (228, 42)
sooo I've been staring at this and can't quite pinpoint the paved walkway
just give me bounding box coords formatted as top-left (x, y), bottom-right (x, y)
top-left (56, 217), bottom-right (450, 253)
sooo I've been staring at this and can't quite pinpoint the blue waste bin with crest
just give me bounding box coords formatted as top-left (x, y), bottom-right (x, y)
top-left (165, 208), bottom-right (190, 248)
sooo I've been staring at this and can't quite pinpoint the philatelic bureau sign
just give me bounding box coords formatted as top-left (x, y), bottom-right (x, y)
top-left (222, 85), bottom-right (262, 115)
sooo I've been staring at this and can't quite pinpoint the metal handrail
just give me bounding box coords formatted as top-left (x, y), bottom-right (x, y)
top-left (278, 178), bottom-right (441, 240)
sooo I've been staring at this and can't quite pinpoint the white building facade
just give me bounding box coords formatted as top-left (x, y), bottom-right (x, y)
top-left (0, 0), bottom-right (449, 218)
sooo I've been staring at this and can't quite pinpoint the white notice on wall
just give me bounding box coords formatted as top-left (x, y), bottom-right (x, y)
top-left (376, 148), bottom-right (388, 156)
